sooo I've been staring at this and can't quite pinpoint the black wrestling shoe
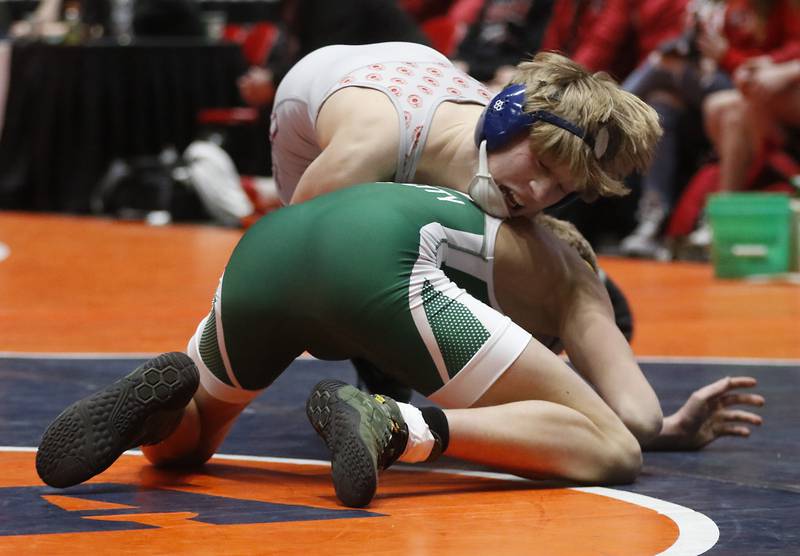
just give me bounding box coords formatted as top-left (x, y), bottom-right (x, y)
top-left (306, 379), bottom-right (408, 508)
top-left (36, 352), bottom-right (199, 488)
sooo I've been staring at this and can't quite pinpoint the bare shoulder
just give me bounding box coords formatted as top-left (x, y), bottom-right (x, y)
top-left (293, 88), bottom-right (402, 199)
top-left (498, 217), bottom-right (576, 281)
top-left (494, 217), bottom-right (606, 330)
top-left (493, 218), bottom-right (570, 331)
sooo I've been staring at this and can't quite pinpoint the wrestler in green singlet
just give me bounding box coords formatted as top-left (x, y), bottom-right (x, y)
top-left (199, 181), bottom-right (530, 401)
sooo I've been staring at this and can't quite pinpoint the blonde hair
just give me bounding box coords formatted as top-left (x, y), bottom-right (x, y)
top-left (510, 51), bottom-right (662, 201)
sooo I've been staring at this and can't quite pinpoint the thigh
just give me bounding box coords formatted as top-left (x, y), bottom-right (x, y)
top-left (474, 338), bottom-right (623, 431)
top-left (702, 88), bottom-right (743, 140)
top-left (187, 271), bottom-right (305, 401)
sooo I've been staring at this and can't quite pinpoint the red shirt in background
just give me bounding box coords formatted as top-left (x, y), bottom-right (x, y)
top-left (717, 0), bottom-right (800, 73)
top-left (542, 0), bottom-right (687, 79)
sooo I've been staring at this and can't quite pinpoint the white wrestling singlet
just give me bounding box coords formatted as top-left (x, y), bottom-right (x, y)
top-left (270, 42), bottom-right (492, 204)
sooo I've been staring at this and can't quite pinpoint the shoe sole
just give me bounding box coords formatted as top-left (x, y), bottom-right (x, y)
top-left (36, 352), bottom-right (199, 488)
top-left (306, 379), bottom-right (378, 508)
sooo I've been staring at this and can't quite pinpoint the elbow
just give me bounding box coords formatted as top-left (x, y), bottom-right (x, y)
top-left (619, 404), bottom-right (663, 447)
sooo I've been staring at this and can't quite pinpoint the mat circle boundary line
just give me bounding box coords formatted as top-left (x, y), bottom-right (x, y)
top-left (1, 446), bottom-right (718, 556)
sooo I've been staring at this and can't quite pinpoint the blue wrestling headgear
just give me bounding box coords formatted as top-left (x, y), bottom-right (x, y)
top-left (472, 83), bottom-right (617, 213)
top-left (474, 83), bottom-right (613, 160)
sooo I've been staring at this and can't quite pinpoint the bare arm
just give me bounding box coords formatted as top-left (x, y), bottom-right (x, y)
top-left (559, 265), bottom-right (663, 446)
top-left (291, 139), bottom-right (396, 204)
top-left (493, 220), bottom-right (661, 445)
top-left (558, 270), bottom-right (766, 450)
top-left (290, 88), bottom-right (400, 205)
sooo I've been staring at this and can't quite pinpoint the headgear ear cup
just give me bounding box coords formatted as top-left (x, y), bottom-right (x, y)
top-left (475, 84), bottom-right (604, 155)
top-left (475, 84), bottom-right (536, 151)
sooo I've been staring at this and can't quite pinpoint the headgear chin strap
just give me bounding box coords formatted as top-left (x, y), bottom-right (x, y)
top-left (474, 83), bottom-right (612, 160)
top-left (467, 140), bottom-right (511, 218)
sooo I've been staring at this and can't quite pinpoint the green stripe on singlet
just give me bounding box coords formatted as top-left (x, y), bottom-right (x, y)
top-left (422, 279), bottom-right (490, 378)
top-left (198, 309), bottom-right (233, 386)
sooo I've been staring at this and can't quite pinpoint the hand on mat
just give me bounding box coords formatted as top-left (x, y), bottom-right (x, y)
top-left (652, 376), bottom-right (764, 450)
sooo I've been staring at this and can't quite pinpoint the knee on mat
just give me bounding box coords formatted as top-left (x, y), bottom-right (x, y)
top-left (598, 431), bottom-right (643, 485)
top-left (568, 426), bottom-right (642, 485)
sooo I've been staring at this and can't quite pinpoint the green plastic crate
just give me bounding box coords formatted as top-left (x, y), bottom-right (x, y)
top-left (707, 193), bottom-right (793, 278)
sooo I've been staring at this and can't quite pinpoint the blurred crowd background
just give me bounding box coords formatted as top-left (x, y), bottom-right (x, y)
top-left (0, 0), bottom-right (798, 262)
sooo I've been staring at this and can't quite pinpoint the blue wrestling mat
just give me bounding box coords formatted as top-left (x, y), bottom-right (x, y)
top-left (1, 356), bottom-right (797, 554)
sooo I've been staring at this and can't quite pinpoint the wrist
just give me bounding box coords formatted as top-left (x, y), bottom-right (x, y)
top-left (643, 413), bottom-right (688, 451)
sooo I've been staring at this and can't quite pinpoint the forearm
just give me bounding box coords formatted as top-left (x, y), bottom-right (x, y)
top-left (290, 146), bottom-right (389, 204)
top-left (594, 369), bottom-right (664, 446)
top-left (565, 320), bottom-right (663, 446)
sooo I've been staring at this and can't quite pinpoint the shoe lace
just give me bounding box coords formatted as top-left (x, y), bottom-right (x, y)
top-left (372, 395), bottom-right (409, 470)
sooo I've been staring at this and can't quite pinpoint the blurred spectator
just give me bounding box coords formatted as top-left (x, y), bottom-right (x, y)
top-left (665, 53), bottom-right (800, 249)
top-left (399, 0), bottom-right (484, 57)
top-left (399, 0), bottom-right (458, 23)
top-left (541, 0), bottom-right (687, 81)
top-left (618, 0), bottom-right (800, 259)
top-left (80, 0), bottom-right (109, 31)
top-left (237, 0), bottom-right (429, 110)
top-left (9, 0), bottom-right (62, 37)
top-left (705, 49), bottom-right (800, 192)
top-left (452, 0), bottom-right (554, 90)
top-left (9, 0), bottom-right (206, 40)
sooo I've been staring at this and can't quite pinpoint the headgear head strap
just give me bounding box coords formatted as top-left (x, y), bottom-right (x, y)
top-left (474, 83), bottom-right (615, 161)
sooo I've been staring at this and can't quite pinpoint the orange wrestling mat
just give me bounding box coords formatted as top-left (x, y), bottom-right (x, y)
top-left (0, 449), bottom-right (716, 555)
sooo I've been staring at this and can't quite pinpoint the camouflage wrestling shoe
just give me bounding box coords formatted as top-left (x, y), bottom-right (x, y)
top-left (306, 379), bottom-right (408, 507)
top-left (36, 352), bottom-right (199, 488)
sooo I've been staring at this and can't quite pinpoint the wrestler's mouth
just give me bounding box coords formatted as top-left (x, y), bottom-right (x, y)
top-left (499, 185), bottom-right (524, 212)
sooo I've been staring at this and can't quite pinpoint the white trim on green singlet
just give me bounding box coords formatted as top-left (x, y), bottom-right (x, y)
top-left (407, 219), bottom-right (531, 407)
top-left (438, 214), bottom-right (504, 312)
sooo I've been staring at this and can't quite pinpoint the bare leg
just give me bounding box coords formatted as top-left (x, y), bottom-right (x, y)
top-left (308, 340), bottom-right (643, 507)
top-left (443, 340), bottom-right (642, 484)
top-left (703, 89), bottom-right (740, 150)
top-left (717, 96), bottom-right (757, 191)
top-left (142, 383), bottom-right (249, 467)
